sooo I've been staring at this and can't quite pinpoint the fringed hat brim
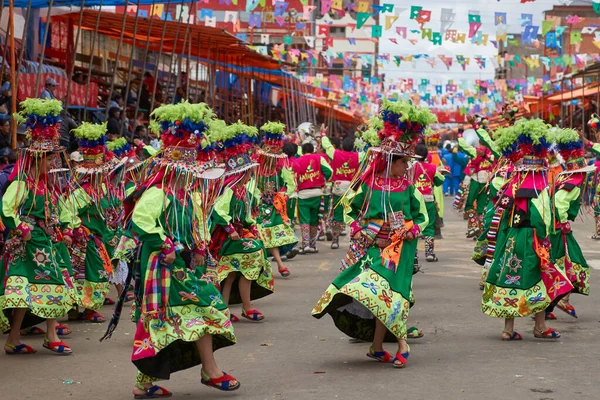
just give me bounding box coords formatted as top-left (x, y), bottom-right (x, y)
top-left (559, 165), bottom-right (596, 175)
top-left (224, 162), bottom-right (259, 177)
top-left (257, 149), bottom-right (287, 159)
top-left (76, 156), bottom-right (127, 175)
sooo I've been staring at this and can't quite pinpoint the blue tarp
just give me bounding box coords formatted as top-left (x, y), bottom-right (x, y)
top-left (7, 0), bottom-right (175, 8)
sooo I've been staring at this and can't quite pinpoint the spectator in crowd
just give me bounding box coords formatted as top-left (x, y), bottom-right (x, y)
top-left (107, 107), bottom-right (132, 142)
top-left (0, 71), bottom-right (13, 115)
top-left (70, 151), bottom-right (83, 165)
top-left (442, 143), bottom-right (454, 196)
top-left (40, 78), bottom-right (59, 100)
top-left (142, 71), bottom-right (155, 95)
top-left (0, 116), bottom-right (11, 150)
top-left (139, 83), bottom-right (151, 111)
top-left (59, 110), bottom-right (79, 152)
top-left (0, 147), bottom-right (15, 191)
top-left (134, 125), bottom-right (147, 142)
top-left (108, 94), bottom-right (123, 110)
top-left (452, 145), bottom-right (469, 195)
top-left (174, 87), bottom-right (185, 104)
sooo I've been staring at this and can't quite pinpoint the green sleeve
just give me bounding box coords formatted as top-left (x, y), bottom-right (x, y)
top-left (320, 136), bottom-right (335, 160)
top-left (297, 146), bottom-right (303, 156)
top-left (491, 176), bottom-right (506, 191)
top-left (131, 186), bottom-right (169, 243)
top-left (70, 187), bottom-right (92, 214)
top-left (344, 184), bottom-right (365, 226)
top-left (530, 189), bottom-right (551, 239)
top-left (1, 180), bottom-right (29, 229)
top-left (476, 128), bottom-right (500, 158)
top-left (58, 194), bottom-right (82, 229)
top-left (434, 170), bottom-right (445, 187)
top-left (458, 137), bottom-right (476, 158)
top-left (320, 156), bottom-right (333, 181)
top-left (411, 188), bottom-right (429, 232)
top-left (590, 142), bottom-right (600, 157)
top-left (143, 145), bottom-right (158, 158)
top-left (554, 187), bottom-right (580, 224)
top-left (212, 187), bottom-right (234, 226)
top-left (281, 166), bottom-right (297, 197)
top-left (125, 182), bottom-right (136, 197)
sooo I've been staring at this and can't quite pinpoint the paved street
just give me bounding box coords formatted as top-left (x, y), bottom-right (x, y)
top-left (2, 201), bottom-right (600, 400)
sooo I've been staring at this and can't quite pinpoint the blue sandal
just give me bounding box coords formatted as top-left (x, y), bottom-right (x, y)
top-left (4, 343), bottom-right (36, 354)
top-left (133, 385), bottom-right (172, 399)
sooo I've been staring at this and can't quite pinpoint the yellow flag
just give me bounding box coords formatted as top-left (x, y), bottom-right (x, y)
top-left (358, 1), bottom-right (370, 12)
top-left (385, 15), bottom-right (399, 30)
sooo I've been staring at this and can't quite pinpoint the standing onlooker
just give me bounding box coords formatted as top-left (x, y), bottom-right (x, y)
top-left (452, 146), bottom-right (469, 197)
top-left (173, 87), bottom-right (185, 104)
top-left (0, 71), bottom-right (13, 115)
top-left (40, 78), bottom-right (59, 100)
top-left (107, 107), bottom-right (130, 142)
top-left (59, 110), bottom-right (79, 152)
top-left (0, 116), bottom-right (11, 150)
top-left (442, 143), bottom-right (454, 196)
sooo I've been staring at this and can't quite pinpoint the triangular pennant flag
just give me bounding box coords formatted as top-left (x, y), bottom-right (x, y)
top-left (356, 12), bottom-right (370, 29)
top-left (304, 36), bottom-right (315, 48)
top-left (385, 15), bottom-right (398, 30)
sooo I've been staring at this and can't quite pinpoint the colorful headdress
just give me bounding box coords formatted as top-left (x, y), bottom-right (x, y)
top-left (14, 98), bottom-right (63, 153)
top-left (553, 128), bottom-right (592, 173)
top-left (150, 101), bottom-right (214, 164)
top-left (213, 120), bottom-right (259, 175)
top-left (107, 137), bottom-right (131, 159)
top-left (73, 122), bottom-right (122, 174)
top-left (259, 121), bottom-right (286, 156)
top-left (378, 99), bottom-right (437, 157)
top-left (494, 118), bottom-right (552, 168)
top-left (423, 127), bottom-right (440, 148)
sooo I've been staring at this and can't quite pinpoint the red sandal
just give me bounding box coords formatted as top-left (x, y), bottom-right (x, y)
top-left (43, 337), bottom-right (73, 355)
top-left (82, 311), bottom-right (106, 323)
top-left (230, 314), bottom-right (239, 323)
top-left (201, 370), bottom-right (240, 391)
top-left (278, 267), bottom-right (290, 277)
top-left (534, 327), bottom-right (561, 339)
top-left (20, 326), bottom-right (46, 336)
top-left (56, 324), bottom-right (71, 336)
top-left (241, 308), bottom-right (264, 321)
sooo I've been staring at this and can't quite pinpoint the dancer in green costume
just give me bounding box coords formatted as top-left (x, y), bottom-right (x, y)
top-left (481, 119), bottom-right (572, 341)
top-left (1, 99), bottom-right (75, 355)
top-left (65, 123), bottom-right (125, 323)
top-left (128, 102), bottom-right (239, 397)
top-left (255, 122), bottom-right (298, 277)
top-left (211, 121), bottom-right (274, 322)
top-left (547, 128), bottom-right (596, 319)
top-left (313, 99), bottom-right (435, 368)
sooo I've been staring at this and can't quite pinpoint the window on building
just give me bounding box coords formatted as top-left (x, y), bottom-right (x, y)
top-left (329, 26), bottom-right (346, 38)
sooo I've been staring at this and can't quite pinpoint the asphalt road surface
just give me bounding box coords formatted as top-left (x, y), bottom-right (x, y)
top-left (2, 201), bottom-right (599, 400)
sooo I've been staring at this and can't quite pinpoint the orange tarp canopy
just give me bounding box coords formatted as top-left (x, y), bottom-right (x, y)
top-left (545, 82), bottom-right (600, 103)
top-left (52, 10), bottom-right (284, 71)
